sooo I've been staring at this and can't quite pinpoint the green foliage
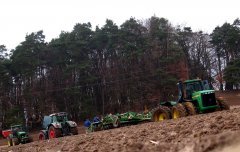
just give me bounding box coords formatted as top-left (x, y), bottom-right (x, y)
top-left (0, 45), bottom-right (9, 59)
top-left (120, 18), bottom-right (147, 58)
top-left (211, 19), bottom-right (240, 90)
top-left (11, 31), bottom-right (46, 76)
top-left (224, 59), bottom-right (240, 85)
top-left (4, 106), bottom-right (24, 127)
top-left (2, 16), bottom-right (236, 123)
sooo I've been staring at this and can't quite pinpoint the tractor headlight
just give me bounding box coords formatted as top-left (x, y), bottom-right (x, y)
top-left (72, 122), bottom-right (77, 126)
top-left (56, 123), bottom-right (61, 128)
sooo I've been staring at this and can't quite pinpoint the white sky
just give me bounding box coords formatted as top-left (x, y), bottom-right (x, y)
top-left (0, 0), bottom-right (239, 50)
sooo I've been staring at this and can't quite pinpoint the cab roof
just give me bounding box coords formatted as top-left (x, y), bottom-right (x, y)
top-left (11, 124), bottom-right (22, 128)
top-left (184, 79), bottom-right (201, 83)
top-left (49, 112), bottom-right (67, 117)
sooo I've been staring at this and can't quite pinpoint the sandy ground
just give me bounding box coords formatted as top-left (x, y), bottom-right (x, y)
top-left (0, 90), bottom-right (239, 152)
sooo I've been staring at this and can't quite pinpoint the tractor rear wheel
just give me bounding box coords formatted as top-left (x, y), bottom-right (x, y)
top-left (70, 127), bottom-right (78, 135)
top-left (7, 137), bottom-right (12, 147)
top-left (48, 126), bottom-right (61, 139)
top-left (172, 103), bottom-right (187, 119)
top-left (151, 106), bottom-right (171, 122)
top-left (217, 99), bottom-right (230, 110)
top-left (12, 138), bottom-right (19, 146)
top-left (39, 131), bottom-right (46, 140)
top-left (184, 102), bottom-right (196, 115)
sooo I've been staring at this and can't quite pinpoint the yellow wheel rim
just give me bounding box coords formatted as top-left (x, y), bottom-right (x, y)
top-left (159, 113), bottom-right (165, 121)
top-left (173, 109), bottom-right (180, 119)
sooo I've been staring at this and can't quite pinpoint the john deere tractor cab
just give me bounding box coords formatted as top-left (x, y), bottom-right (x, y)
top-left (38, 112), bottom-right (78, 140)
top-left (151, 79), bottom-right (229, 122)
top-left (178, 79), bottom-right (221, 113)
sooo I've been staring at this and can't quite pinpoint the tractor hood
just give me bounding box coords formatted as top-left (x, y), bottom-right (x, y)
top-left (52, 122), bottom-right (63, 128)
top-left (17, 131), bottom-right (27, 136)
top-left (192, 90), bottom-right (215, 99)
top-left (51, 121), bottom-right (77, 128)
top-left (66, 121), bottom-right (77, 127)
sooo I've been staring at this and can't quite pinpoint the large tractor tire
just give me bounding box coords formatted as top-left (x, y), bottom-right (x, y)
top-left (48, 126), bottom-right (61, 139)
top-left (151, 106), bottom-right (171, 122)
top-left (172, 103), bottom-right (187, 119)
top-left (12, 138), bottom-right (19, 146)
top-left (162, 106), bottom-right (171, 117)
top-left (28, 136), bottom-right (33, 143)
top-left (184, 102), bottom-right (197, 115)
top-left (70, 127), bottom-right (78, 135)
top-left (39, 131), bottom-right (47, 140)
top-left (7, 137), bottom-right (12, 147)
top-left (217, 99), bottom-right (230, 110)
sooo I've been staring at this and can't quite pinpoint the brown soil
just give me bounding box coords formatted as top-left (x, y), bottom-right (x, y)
top-left (216, 90), bottom-right (240, 105)
top-left (0, 91), bottom-right (239, 152)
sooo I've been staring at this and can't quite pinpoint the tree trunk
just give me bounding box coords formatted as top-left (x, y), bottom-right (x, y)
top-left (217, 54), bottom-right (223, 91)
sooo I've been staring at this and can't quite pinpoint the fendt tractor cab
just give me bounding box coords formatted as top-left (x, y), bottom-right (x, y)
top-left (38, 112), bottom-right (78, 140)
top-left (151, 79), bottom-right (229, 121)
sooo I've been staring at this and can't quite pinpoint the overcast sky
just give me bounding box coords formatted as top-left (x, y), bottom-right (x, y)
top-left (0, 0), bottom-right (239, 50)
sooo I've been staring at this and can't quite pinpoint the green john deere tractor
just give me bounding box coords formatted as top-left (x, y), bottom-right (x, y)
top-left (87, 79), bottom-right (230, 132)
top-left (2, 125), bottom-right (32, 146)
top-left (151, 79), bottom-right (230, 121)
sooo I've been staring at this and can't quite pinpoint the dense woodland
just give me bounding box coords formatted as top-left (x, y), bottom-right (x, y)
top-left (0, 16), bottom-right (240, 127)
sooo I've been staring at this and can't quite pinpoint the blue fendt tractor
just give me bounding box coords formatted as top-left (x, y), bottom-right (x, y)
top-left (38, 112), bottom-right (78, 140)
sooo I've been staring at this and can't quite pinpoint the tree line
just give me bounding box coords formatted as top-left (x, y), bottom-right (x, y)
top-left (0, 16), bottom-right (239, 127)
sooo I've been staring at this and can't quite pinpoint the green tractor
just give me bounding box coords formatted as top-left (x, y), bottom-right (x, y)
top-left (38, 112), bottom-right (78, 140)
top-left (87, 79), bottom-right (229, 132)
top-left (151, 79), bottom-right (230, 121)
top-left (2, 125), bottom-right (32, 146)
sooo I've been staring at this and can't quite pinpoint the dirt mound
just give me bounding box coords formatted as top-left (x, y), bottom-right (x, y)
top-left (216, 90), bottom-right (240, 105)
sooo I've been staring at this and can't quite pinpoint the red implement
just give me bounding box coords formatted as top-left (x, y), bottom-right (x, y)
top-left (2, 130), bottom-right (12, 138)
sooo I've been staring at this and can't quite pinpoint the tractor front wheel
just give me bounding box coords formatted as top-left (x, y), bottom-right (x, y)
top-left (172, 103), bottom-right (187, 119)
top-left (28, 136), bottom-right (33, 143)
top-left (184, 102), bottom-right (197, 115)
top-left (217, 100), bottom-right (230, 110)
top-left (48, 126), bottom-right (61, 139)
top-left (70, 127), bottom-right (78, 135)
top-left (39, 131), bottom-right (46, 140)
top-left (12, 138), bottom-right (19, 146)
top-left (151, 106), bottom-right (171, 122)
top-left (7, 137), bottom-right (12, 147)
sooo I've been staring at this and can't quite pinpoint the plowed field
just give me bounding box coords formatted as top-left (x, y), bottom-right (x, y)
top-left (1, 91), bottom-right (239, 152)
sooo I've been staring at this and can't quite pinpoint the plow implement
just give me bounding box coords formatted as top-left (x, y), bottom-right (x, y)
top-left (87, 111), bottom-right (152, 132)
